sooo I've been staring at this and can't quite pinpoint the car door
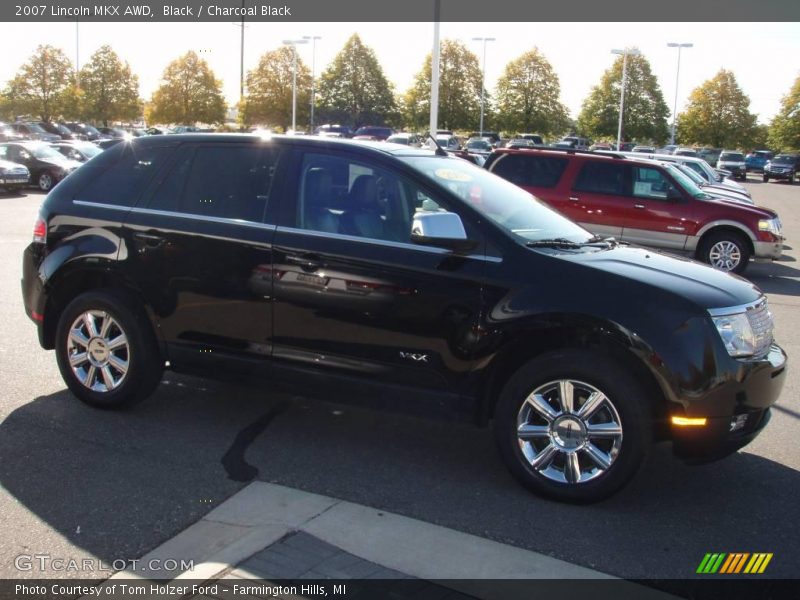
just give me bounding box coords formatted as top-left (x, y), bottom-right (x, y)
top-left (270, 147), bottom-right (488, 402)
top-left (565, 159), bottom-right (628, 239)
top-left (120, 140), bottom-right (282, 375)
top-left (620, 164), bottom-right (694, 250)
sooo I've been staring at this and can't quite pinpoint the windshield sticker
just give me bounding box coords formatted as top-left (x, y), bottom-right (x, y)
top-left (435, 168), bottom-right (472, 182)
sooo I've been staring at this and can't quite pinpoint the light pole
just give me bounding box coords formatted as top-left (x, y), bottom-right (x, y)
top-left (472, 36), bottom-right (495, 137)
top-left (232, 3), bottom-right (249, 129)
top-left (303, 35), bottom-right (321, 131)
top-left (282, 39), bottom-right (308, 132)
top-left (611, 47), bottom-right (641, 151)
top-left (667, 42), bottom-right (693, 146)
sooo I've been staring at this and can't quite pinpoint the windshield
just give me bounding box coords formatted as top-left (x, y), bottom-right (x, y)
top-left (675, 163), bottom-right (706, 185)
top-left (26, 123), bottom-right (47, 134)
top-left (664, 164), bottom-right (711, 199)
top-left (466, 140), bottom-right (491, 150)
top-left (32, 145), bottom-right (64, 160)
top-left (720, 153), bottom-right (744, 161)
top-left (400, 156), bottom-right (592, 244)
top-left (773, 155), bottom-right (797, 165)
top-left (78, 144), bottom-right (102, 158)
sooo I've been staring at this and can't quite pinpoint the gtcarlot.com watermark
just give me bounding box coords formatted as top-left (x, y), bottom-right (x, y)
top-left (14, 554), bottom-right (194, 573)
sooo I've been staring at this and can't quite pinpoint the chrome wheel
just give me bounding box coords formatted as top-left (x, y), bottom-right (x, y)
top-left (38, 172), bottom-right (53, 191)
top-left (66, 310), bottom-right (130, 392)
top-left (708, 240), bottom-right (742, 271)
top-left (516, 379), bottom-right (623, 485)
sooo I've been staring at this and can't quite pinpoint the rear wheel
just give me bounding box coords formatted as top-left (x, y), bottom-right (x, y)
top-left (37, 171), bottom-right (55, 192)
top-left (698, 230), bottom-right (751, 274)
top-left (55, 290), bottom-right (163, 408)
top-left (493, 350), bottom-right (652, 503)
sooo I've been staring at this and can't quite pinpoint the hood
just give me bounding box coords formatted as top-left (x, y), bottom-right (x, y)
top-left (702, 196), bottom-right (777, 218)
top-left (559, 245), bottom-right (762, 310)
top-left (40, 157), bottom-right (82, 170)
top-left (700, 187), bottom-right (753, 204)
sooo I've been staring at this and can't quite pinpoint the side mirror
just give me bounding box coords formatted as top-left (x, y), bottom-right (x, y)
top-left (411, 211), bottom-right (478, 253)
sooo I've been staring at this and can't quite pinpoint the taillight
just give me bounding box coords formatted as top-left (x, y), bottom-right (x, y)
top-left (33, 217), bottom-right (47, 244)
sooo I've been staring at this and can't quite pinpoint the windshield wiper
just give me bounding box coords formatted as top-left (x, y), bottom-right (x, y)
top-left (526, 236), bottom-right (621, 249)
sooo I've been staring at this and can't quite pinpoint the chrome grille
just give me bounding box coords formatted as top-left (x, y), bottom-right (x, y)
top-left (747, 300), bottom-right (773, 357)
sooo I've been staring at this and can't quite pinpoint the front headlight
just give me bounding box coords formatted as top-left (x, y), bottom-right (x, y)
top-left (711, 312), bottom-right (756, 357)
top-left (758, 218), bottom-right (782, 236)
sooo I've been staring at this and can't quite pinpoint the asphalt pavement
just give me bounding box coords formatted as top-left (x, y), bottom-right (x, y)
top-left (0, 179), bottom-right (798, 585)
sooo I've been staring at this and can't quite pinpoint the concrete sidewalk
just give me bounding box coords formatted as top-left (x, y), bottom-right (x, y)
top-left (95, 482), bottom-right (676, 600)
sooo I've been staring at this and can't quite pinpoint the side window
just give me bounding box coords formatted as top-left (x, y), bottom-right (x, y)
top-left (297, 152), bottom-right (428, 243)
top-left (0, 146), bottom-right (7, 159)
top-left (147, 145), bottom-right (278, 222)
top-left (490, 154), bottom-right (567, 188)
top-left (630, 166), bottom-right (680, 201)
top-left (573, 162), bottom-right (625, 195)
top-left (76, 145), bottom-right (172, 207)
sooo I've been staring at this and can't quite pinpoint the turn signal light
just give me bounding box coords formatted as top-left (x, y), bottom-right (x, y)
top-left (671, 416), bottom-right (708, 427)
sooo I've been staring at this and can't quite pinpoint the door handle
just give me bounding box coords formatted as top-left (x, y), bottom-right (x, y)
top-left (633, 204), bottom-right (645, 209)
top-left (286, 254), bottom-right (322, 271)
top-left (133, 232), bottom-right (165, 247)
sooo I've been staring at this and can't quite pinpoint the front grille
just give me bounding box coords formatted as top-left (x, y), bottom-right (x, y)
top-left (747, 300), bottom-right (774, 358)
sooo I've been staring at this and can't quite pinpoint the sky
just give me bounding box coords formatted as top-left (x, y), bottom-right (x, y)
top-left (1, 21), bottom-right (798, 125)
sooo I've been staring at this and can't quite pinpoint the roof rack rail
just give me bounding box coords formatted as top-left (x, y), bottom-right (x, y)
top-left (502, 146), bottom-right (627, 160)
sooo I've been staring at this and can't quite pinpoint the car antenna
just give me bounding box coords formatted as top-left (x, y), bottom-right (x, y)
top-left (427, 133), bottom-right (448, 157)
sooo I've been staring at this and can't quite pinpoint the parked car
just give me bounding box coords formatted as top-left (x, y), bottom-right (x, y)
top-left (9, 122), bottom-right (61, 142)
top-left (670, 163), bottom-right (753, 205)
top-left (96, 138), bottom-right (125, 150)
top-left (21, 134), bottom-right (786, 502)
top-left (97, 127), bottom-right (131, 139)
top-left (485, 147), bottom-right (782, 274)
top-left (505, 139), bottom-right (539, 150)
top-left (745, 150), bottom-right (773, 173)
top-left (0, 141), bottom-right (81, 191)
top-left (431, 134), bottom-right (460, 151)
top-left (353, 126), bottom-right (394, 141)
top-left (556, 136), bottom-right (590, 150)
top-left (469, 131), bottom-right (501, 146)
top-left (674, 147), bottom-right (699, 157)
top-left (464, 138), bottom-right (493, 156)
top-left (698, 147), bottom-right (723, 166)
top-left (50, 141), bottom-right (104, 163)
top-left (385, 133), bottom-right (422, 147)
top-left (657, 144), bottom-right (678, 155)
top-left (517, 133), bottom-right (545, 146)
top-left (716, 151), bottom-right (747, 181)
top-left (63, 122), bottom-right (109, 141)
top-left (617, 142), bottom-right (636, 152)
top-left (34, 121), bottom-right (83, 141)
top-left (763, 154), bottom-right (798, 184)
top-left (0, 158), bottom-right (30, 192)
top-left (314, 124), bottom-right (353, 138)
top-left (589, 143), bottom-right (613, 152)
top-left (0, 122), bottom-right (24, 142)
top-left (631, 145), bottom-right (656, 153)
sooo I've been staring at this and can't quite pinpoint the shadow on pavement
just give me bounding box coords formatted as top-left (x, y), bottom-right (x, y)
top-left (746, 261), bottom-right (800, 296)
top-left (1, 378), bottom-right (797, 582)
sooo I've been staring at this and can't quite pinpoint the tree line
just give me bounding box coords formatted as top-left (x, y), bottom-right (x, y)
top-left (2, 36), bottom-right (799, 152)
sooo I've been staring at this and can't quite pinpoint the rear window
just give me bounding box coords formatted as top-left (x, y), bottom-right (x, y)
top-left (573, 162), bottom-right (625, 195)
top-left (720, 153), bottom-right (744, 161)
top-left (74, 143), bottom-right (173, 207)
top-left (489, 154), bottom-right (568, 188)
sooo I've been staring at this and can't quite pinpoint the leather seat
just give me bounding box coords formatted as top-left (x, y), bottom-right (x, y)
top-left (340, 174), bottom-right (385, 239)
top-left (303, 168), bottom-right (338, 233)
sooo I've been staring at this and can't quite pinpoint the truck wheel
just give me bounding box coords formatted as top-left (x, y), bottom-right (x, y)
top-left (699, 230), bottom-right (751, 274)
top-left (55, 290), bottom-right (163, 409)
top-left (763, 174), bottom-right (769, 183)
top-left (493, 349), bottom-right (652, 503)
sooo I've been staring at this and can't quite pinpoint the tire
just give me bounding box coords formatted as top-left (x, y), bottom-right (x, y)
top-left (698, 230), bottom-right (751, 274)
top-left (763, 174), bottom-right (769, 183)
top-left (55, 290), bottom-right (163, 408)
top-left (38, 171), bottom-right (55, 192)
top-left (493, 349), bottom-right (652, 503)
top-left (790, 173), bottom-right (795, 185)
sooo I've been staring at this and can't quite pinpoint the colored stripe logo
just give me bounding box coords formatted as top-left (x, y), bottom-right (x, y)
top-left (697, 553), bottom-right (773, 574)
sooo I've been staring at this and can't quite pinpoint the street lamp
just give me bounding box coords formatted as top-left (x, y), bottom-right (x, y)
top-left (667, 42), bottom-right (693, 146)
top-left (611, 47), bottom-right (641, 151)
top-left (303, 35), bottom-right (322, 131)
top-left (282, 38), bottom-right (308, 132)
top-left (472, 36), bottom-right (495, 137)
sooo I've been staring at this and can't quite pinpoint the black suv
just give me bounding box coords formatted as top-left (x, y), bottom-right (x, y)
top-left (22, 135), bottom-right (787, 502)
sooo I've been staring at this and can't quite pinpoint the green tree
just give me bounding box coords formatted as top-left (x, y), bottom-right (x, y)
top-left (5, 45), bottom-right (75, 121)
top-left (768, 75), bottom-right (800, 152)
top-left (495, 48), bottom-right (569, 137)
top-left (242, 46), bottom-right (311, 131)
top-left (403, 39), bottom-right (485, 132)
top-left (577, 52), bottom-right (670, 144)
top-left (676, 69), bottom-right (757, 148)
top-left (149, 51), bottom-right (226, 125)
top-left (79, 45), bottom-right (140, 126)
top-left (316, 34), bottom-right (396, 129)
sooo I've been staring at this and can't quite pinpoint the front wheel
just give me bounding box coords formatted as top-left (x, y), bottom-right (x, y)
top-left (763, 174), bottom-right (769, 183)
top-left (55, 290), bottom-right (163, 408)
top-left (38, 171), bottom-right (55, 192)
top-left (698, 230), bottom-right (751, 274)
top-left (493, 350), bottom-right (652, 503)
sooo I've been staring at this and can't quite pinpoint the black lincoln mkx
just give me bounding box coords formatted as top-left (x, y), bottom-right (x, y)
top-left (22, 135), bottom-right (787, 502)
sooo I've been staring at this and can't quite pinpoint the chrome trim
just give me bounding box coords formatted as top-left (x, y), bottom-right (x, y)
top-left (276, 225), bottom-right (503, 263)
top-left (72, 201), bottom-right (278, 231)
top-left (707, 297), bottom-right (767, 317)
